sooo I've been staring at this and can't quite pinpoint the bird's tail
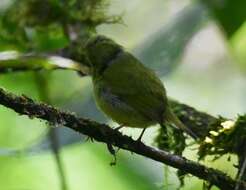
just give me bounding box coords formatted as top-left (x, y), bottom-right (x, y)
top-left (163, 108), bottom-right (198, 140)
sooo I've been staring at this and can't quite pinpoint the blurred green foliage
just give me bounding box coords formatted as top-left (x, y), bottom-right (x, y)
top-left (0, 0), bottom-right (120, 51)
top-left (0, 143), bottom-right (157, 190)
top-left (133, 3), bottom-right (208, 76)
top-left (201, 0), bottom-right (246, 73)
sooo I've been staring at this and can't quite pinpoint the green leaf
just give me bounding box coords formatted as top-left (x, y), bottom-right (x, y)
top-left (201, 0), bottom-right (246, 37)
top-left (230, 21), bottom-right (246, 71)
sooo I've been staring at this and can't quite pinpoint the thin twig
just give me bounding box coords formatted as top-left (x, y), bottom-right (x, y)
top-left (236, 152), bottom-right (246, 190)
top-left (35, 73), bottom-right (68, 190)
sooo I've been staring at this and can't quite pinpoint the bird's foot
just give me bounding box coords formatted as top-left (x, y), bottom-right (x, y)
top-left (136, 128), bottom-right (146, 142)
top-left (107, 143), bottom-right (118, 166)
top-left (113, 124), bottom-right (124, 131)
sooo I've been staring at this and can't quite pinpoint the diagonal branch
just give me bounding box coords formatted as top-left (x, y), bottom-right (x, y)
top-left (0, 87), bottom-right (245, 190)
top-left (0, 51), bottom-right (89, 75)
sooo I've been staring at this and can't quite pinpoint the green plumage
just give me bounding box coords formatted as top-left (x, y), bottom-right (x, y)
top-left (85, 35), bottom-right (197, 139)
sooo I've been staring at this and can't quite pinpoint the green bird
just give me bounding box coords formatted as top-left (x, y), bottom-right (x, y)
top-left (85, 35), bottom-right (197, 140)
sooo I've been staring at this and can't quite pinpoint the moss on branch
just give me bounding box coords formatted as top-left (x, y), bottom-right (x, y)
top-left (0, 87), bottom-right (245, 190)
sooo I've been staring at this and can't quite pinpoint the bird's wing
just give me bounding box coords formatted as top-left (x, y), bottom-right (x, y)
top-left (102, 52), bottom-right (167, 122)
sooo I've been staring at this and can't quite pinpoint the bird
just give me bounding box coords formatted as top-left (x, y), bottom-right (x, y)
top-left (84, 35), bottom-right (197, 140)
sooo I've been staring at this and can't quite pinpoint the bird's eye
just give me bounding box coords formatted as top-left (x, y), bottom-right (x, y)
top-left (94, 37), bottom-right (104, 44)
top-left (93, 36), bottom-right (109, 46)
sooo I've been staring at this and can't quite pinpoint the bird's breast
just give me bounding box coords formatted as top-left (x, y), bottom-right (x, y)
top-left (93, 81), bottom-right (156, 128)
top-left (94, 83), bottom-right (134, 115)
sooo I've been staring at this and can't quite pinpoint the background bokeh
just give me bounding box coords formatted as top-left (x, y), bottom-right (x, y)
top-left (0, 0), bottom-right (246, 189)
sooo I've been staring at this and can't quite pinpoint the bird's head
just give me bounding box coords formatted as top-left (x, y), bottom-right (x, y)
top-left (85, 35), bottom-right (123, 76)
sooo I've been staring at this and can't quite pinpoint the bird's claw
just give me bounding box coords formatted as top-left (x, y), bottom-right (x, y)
top-left (85, 136), bottom-right (94, 142)
top-left (107, 143), bottom-right (118, 166)
top-left (113, 125), bottom-right (124, 131)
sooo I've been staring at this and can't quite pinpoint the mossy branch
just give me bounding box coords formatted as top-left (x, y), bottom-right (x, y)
top-left (167, 100), bottom-right (246, 184)
top-left (0, 87), bottom-right (245, 190)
